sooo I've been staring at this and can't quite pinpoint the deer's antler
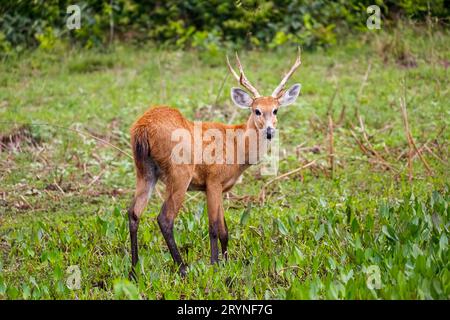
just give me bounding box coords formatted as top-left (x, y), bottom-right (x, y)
top-left (226, 53), bottom-right (261, 98)
top-left (271, 47), bottom-right (302, 98)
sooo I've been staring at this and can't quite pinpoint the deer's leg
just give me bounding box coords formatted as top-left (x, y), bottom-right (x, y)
top-left (218, 206), bottom-right (229, 261)
top-left (128, 170), bottom-right (158, 279)
top-left (157, 173), bottom-right (191, 276)
top-left (206, 184), bottom-right (223, 265)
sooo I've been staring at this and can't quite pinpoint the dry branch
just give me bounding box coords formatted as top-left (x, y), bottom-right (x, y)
top-left (328, 115), bottom-right (335, 177)
top-left (399, 97), bottom-right (433, 178)
top-left (349, 129), bottom-right (370, 155)
top-left (327, 86), bottom-right (338, 116)
top-left (358, 116), bottom-right (396, 172)
top-left (337, 104), bottom-right (347, 126)
top-left (258, 160), bottom-right (317, 203)
top-left (358, 61), bottom-right (372, 99)
top-left (423, 145), bottom-right (447, 165)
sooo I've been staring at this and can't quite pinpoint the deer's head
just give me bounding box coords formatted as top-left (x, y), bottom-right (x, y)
top-left (227, 48), bottom-right (302, 140)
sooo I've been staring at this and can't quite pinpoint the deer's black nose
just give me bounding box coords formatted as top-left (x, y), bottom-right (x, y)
top-left (266, 127), bottom-right (275, 140)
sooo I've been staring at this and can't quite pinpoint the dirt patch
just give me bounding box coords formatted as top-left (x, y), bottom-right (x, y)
top-left (0, 237), bottom-right (11, 260)
top-left (0, 125), bottom-right (41, 152)
top-left (84, 188), bottom-right (128, 198)
top-left (396, 52), bottom-right (417, 68)
top-left (374, 35), bottom-right (418, 69)
top-left (440, 60), bottom-right (449, 69)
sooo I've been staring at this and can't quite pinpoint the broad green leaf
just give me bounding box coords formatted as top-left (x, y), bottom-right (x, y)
top-left (113, 279), bottom-right (141, 300)
top-left (382, 225), bottom-right (398, 242)
top-left (315, 224), bottom-right (325, 241)
top-left (439, 234), bottom-right (448, 252)
top-left (240, 203), bottom-right (252, 226)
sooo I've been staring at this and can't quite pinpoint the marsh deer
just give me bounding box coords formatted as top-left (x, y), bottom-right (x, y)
top-left (128, 49), bottom-right (302, 277)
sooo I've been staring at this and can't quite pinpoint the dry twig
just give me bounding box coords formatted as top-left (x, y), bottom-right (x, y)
top-left (328, 115), bottom-right (335, 177)
top-left (258, 160), bottom-right (317, 203)
top-left (399, 97), bottom-right (433, 178)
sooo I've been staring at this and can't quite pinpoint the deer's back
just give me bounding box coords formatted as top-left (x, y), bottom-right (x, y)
top-left (131, 106), bottom-right (247, 191)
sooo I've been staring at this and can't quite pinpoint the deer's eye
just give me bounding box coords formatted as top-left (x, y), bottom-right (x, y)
top-left (255, 109), bottom-right (262, 116)
top-left (273, 109), bottom-right (278, 115)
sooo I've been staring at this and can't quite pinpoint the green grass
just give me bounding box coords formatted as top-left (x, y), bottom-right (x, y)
top-left (0, 25), bottom-right (449, 299)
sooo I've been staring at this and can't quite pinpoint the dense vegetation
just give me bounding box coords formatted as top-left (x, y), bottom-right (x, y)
top-left (1, 0), bottom-right (449, 55)
top-left (0, 16), bottom-right (448, 299)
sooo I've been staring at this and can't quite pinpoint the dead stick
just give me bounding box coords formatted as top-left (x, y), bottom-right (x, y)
top-left (409, 132), bottom-right (433, 174)
top-left (258, 160), bottom-right (317, 202)
top-left (155, 184), bottom-right (164, 202)
top-left (53, 178), bottom-right (65, 194)
top-left (355, 61), bottom-right (372, 119)
top-left (86, 166), bottom-right (108, 188)
top-left (214, 73), bottom-right (229, 107)
top-left (358, 116), bottom-right (396, 172)
top-left (400, 97), bottom-right (414, 181)
top-left (327, 86), bottom-right (338, 116)
top-left (350, 129), bottom-right (370, 155)
top-left (358, 61), bottom-right (372, 99)
top-left (19, 195), bottom-right (34, 211)
top-left (328, 115), bottom-right (334, 178)
top-left (337, 104), bottom-right (347, 126)
top-left (400, 97), bottom-right (433, 176)
top-left (411, 125), bottom-right (446, 161)
top-left (423, 145), bottom-right (447, 165)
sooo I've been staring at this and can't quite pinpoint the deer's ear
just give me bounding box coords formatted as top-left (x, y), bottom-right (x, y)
top-left (231, 88), bottom-right (253, 109)
top-left (278, 83), bottom-right (301, 107)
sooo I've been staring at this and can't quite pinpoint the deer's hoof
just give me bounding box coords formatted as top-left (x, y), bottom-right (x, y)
top-left (179, 264), bottom-right (188, 278)
top-left (129, 269), bottom-right (137, 281)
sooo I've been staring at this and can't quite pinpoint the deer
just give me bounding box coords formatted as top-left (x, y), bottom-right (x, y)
top-left (127, 49), bottom-right (302, 278)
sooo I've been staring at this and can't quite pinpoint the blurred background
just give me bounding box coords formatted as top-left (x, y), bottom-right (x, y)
top-left (1, 0), bottom-right (449, 54)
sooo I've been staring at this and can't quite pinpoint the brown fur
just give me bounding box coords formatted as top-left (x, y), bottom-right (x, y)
top-left (128, 99), bottom-right (280, 276)
top-left (131, 101), bottom-right (278, 193)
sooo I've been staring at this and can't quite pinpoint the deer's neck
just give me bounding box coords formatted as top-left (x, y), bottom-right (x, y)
top-left (233, 116), bottom-right (266, 169)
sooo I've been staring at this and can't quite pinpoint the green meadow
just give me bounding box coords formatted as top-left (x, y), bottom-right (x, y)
top-left (0, 25), bottom-right (448, 299)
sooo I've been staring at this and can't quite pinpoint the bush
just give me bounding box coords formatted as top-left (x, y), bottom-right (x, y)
top-left (0, 0), bottom-right (448, 55)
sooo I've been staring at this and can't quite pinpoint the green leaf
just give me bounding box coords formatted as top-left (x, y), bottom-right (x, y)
top-left (432, 278), bottom-right (443, 296)
top-left (113, 206), bottom-right (121, 217)
top-left (0, 277), bottom-right (6, 295)
top-left (340, 269), bottom-right (354, 284)
top-left (439, 234), bottom-right (448, 252)
top-left (7, 286), bottom-right (19, 299)
top-left (380, 203), bottom-right (390, 219)
top-left (113, 279), bottom-right (141, 300)
top-left (286, 279), bottom-right (307, 299)
top-left (382, 225), bottom-right (398, 242)
top-left (345, 201), bottom-right (353, 223)
top-left (293, 246), bottom-right (304, 264)
top-left (240, 203), bottom-right (252, 226)
top-left (351, 217), bottom-right (359, 234)
top-left (276, 218), bottom-right (289, 236)
top-left (315, 224), bottom-right (325, 241)
top-left (327, 257), bottom-right (337, 270)
top-left (22, 284), bottom-right (31, 299)
top-left (29, 276), bottom-right (39, 290)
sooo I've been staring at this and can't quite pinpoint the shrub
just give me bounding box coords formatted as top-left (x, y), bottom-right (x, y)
top-left (0, 0), bottom-right (448, 55)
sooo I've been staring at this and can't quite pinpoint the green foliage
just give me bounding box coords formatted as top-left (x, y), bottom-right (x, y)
top-left (0, 27), bottom-right (448, 299)
top-left (113, 279), bottom-right (141, 300)
top-left (1, 0), bottom-right (449, 55)
top-left (1, 189), bottom-right (448, 299)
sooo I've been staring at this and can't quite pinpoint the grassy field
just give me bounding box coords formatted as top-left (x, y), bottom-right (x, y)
top-left (0, 25), bottom-right (449, 299)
